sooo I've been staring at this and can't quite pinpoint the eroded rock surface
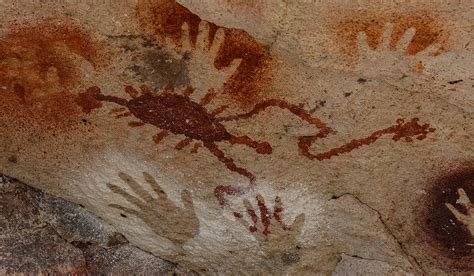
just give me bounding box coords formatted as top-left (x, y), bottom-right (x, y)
top-left (0, 176), bottom-right (192, 275)
top-left (0, 0), bottom-right (472, 274)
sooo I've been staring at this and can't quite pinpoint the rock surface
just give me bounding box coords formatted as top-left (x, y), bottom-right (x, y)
top-left (0, 176), bottom-right (192, 275)
top-left (0, 0), bottom-right (472, 274)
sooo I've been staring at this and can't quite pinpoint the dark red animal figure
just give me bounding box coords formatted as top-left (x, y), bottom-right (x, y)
top-left (299, 117), bottom-right (436, 160)
top-left (78, 85), bottom-right (435, 210)
top-left (78, 85), bottom-right (329, 194)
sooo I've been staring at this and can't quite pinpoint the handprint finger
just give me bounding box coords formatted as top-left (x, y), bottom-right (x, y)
top-left (243, 198), bottom-right (258, 225)
top-left (445, 202), bottom-right (468, 223)
top-left (119, 172), bottom-right (154, 203)
top-left (396, 27), bottom-right (416, 52)
top-left (417, 43), bottom-right (441, 57)
top-left (290, 213), bottom-right (306, 233)
top-left (109, 203), bottom-right (140, 217)
top-left (196, 20), bottom-right (210, 51)
top-left (274, 196), bottom-right (285, 227)
top-left (181, 189), bottom-right (195, 211)
top-left (256, 194), bottom-right (270, 223)
top-left (143, 172), bottom-right (168, 200)
top-left (457, 188), bottom-right (471, 205)
top-left (234, 212), bottom-right (250, 230)
top-left (378, 23), bottom-right (394, 51)
top-left (222, 58), bottom-right (242, 78)
top-left (243, 198), bottom-right (260, 233)
top-left (107, 183), bottom-right (147, 209)
top-left (165, 36), bottom-right (179, 54)
top-left (210, 28), bottom-right (226, 57)
top-left (180, 22), bottom-right (192, 51)
top-left (357, 31), bottom-right (370, 59)
top-left (274, 196), bottom-right (283, 214)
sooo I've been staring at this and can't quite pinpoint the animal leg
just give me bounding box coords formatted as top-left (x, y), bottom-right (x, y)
top-left (204, 142), bottom-right (256, 185)
top-left (200, 89), bottom-right (216, 106)
top-left (191, 142), bottom-right (202, 153)
top-left (153, 130), bottom-right (169, 144)
top-left (182, 86), bottom-right (194, 97)
top-left (229, 135), bottom-right (272, 154)
top-left (210, 105), bottom-right (229, 116)
top-left (139, 85), bottom-right (152, 95)
top-left (217, 99), bottom-right (330, 131)
top-left (115, 112), bottom-right (132, 118)
top-left (109, 107), bottom-right (127, 114)
top-left (128, 121), bottom-right (145, 127)
top-left (175, 138), bottom-right (193, 150)
top-left (124, 85), bottom-right (139, 98)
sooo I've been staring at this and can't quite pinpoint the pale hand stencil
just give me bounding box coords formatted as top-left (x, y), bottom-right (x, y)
top-left (445, 188), bottom-right (474, 235)
top-left (170, 21), bottom-right (242, 99)
top-left (356, 23), bottom-right (441, 82)
top-left (108, 172), bottom-right (200, 246)
top-left (236, 194), bottom-right (305, 266)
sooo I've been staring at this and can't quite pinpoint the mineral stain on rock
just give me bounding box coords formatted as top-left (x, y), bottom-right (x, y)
top-left (419, 166), bottom-right (474, 271)
top-left (111, 35), bottom-right (190, 90)
top-left (138, 48), bottom-right (190, 90)
top-left (136, 0), bottom-right (274, 108)
top-left (332, 10), bottom-right (450, 62)
top-left (0, 20), bottom-right (103, 132)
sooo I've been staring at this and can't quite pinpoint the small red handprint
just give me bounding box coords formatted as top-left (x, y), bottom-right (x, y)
top-left (235, 194), bottom-right (305, 265)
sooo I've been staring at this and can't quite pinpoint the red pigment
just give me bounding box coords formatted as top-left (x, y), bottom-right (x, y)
top-left (0, 20), bottom-right (105, 132)
top-left (256, 195), bottom-right (272, 235)
top-left (333, 10), bottom-right (450, 63)
top-left (215, 185), bottom-right (248, 208)
top-left (237, 195), bottom-right (291, 235)
top-left (299, 118), bottom-right (435, 160)
top-left (191, 142), bottom-right (202, 153)
top-left (136, 0), bottom-right (274, 108)
top-left (76, 86), bottom-right (103, 113)
top-left (273, 196), bottom-right (288, 230)
top-left (219, 99), bottom-right (330, 130)
top-left (76, 85), bottom-right (270, 188)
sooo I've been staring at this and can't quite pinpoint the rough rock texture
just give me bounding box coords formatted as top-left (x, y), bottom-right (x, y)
top-left (0, 176), bottom-right (193, 275)
top-left (0, 0), bottom-right (472, 274)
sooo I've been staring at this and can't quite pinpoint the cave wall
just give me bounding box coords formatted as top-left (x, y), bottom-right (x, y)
top-left (0, 0), bottom-right (472, 274)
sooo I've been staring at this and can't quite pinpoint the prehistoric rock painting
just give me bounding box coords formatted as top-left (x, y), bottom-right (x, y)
top-left (420, 167), bottom-right (474, 271)
top-left (235, 195), bottom-right (305, 266)
top-left (0, 20), bottom-right (103, 132)
top-left (299, 118), bottom-right (435, 161)
top-left (107, 172), bottom-right (199, 246)
top-left (445, 188), bottom-right (474, 235)
top-left (171, 21), bottom-right (242, 99)
top-left (74, 2), bottom-right (437, 214)
top-left (79, 84), bottom-right (330, 187)
top-left (136, 0), bottom-right (274, 107)
top-left (333, 10), bottom-right (449, 63)
top-left (78, 82), bottom-right (435, 209)
top-left (355, 23), bottom-right (442, 75)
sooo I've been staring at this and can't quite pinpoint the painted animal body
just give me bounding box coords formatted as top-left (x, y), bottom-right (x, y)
top-left (78, 85), bottom-right (330, 209)
top-left (115, 92), bottom-right (231, 142)
top-left (81, 85), bottom-right (273, 186)
top-left (77, 85), bottom-right (434, 211)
